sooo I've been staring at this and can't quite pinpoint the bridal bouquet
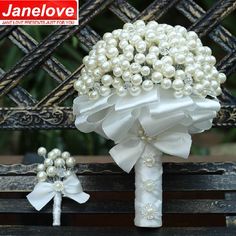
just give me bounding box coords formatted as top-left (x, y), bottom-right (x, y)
top-left (73, 20), bottom-right (225, 227)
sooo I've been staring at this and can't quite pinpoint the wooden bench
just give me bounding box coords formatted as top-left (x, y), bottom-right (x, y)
top-left (0, 160), bottom-right (236, 235)
top-left (0, 0), bottom-right (236, 235)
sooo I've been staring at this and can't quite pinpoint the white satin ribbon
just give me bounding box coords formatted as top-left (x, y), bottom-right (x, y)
top-left (27, 174), bottom-right (90, 211)
top-left (109, 126), bottom-right (191, 173)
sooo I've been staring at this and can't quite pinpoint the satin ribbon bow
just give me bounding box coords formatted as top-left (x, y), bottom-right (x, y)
top-left (27, 174), bottom-right (90, 211)
top-left (110, 126), bottom-right (192, 173)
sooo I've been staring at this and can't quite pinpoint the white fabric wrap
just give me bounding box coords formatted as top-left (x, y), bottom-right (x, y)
top-left (73, 86), bottom-right (221, 227)
top-left (27, 174), bottom-right (90, 226)
top-left (53, 192), bottom-right (62, 226)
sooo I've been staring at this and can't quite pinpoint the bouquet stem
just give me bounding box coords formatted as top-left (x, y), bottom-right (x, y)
top-left (53, 192), bottom-right (62, 226)
top-left (134, 148), bottom-right (163, 227)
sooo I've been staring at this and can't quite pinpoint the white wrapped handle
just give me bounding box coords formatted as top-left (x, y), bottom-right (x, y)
top-left (134, 148), bottom-right (163, 227)
top-left (53, 192), bottom-right (62, 226)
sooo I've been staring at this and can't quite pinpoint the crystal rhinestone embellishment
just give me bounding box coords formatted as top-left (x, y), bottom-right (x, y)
top-left (142, 203), bottom-right (157, 220)
top-left (53, 181), bottom-right (64, 192)
top-left (184, 75), bottom-right (193, 85)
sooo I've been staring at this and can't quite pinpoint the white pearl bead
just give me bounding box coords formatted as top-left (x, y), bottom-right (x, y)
top-left (188, 31), bottom-right (198, 40)
top-left (184, 56), bottom-right (194, 65)
top-left (106, 38), bottom-right (117, 47)
top-left (149, 46), bottom-right (159, 55)
top-left (218, 73), bottom-right (226, 83)
top-left (175, 70), bottom-right (185, 80)
top-left (141, 66), bottom-right (151, 76)
top-left (37, 147), bottom-right (47, 156)
top-left (117, 86), bottom-right (128, 97)
top-left (37, 164), bottom-right (45, 172)
top-left (136, 41), bottom-right (147, 53)
top-left (134, 20), bottom-right (145, 28)
top-left (37, 171), bottom-right (47, 182)
top-left (183, 85), bottom-right (193, 96)
top-left (172, 79), bottom-right (184, 90)
top-left (162, 65), bottom-right (175, 78)
top-left (93, 68), bottom-right (103, 79)
top-left (194, 84), bottom-right (204, 94)
top-left (44, 158), bottom-right (53, 167)
top-left (147, 21), bottom-right (158, 29)
top-left (124, 51), bottom-right (134, 61)
top-left (145, 31), bottom-right (156, 42)
top-left (112, 29), bottom-right (121, 38)
top-left (122, 71), bottom-right (132, 82)
top-left (55, 158), bottom-right (65, 167)
top-left (211, 80), bottom-right (219, 90)
top-left (103, 32), bottom-right (113, 41)
top-left (119, 40), bottom-right (128, 49)
top-left (146, 53), bottom-right (156, 65)
top-left (61, 151), bottom-right (70, 159)
top-left (112, 78), bottom-right (122, 88)
top-left (187, 39), bottom-right (197, 49)
top-left (85, 78), bottom-right (94, 88)
top-left (53, 181), bottom-right (64, 192)
top-left (47, 151), bottom-right (57, 160)
top-left (134, 53), bottom-right (146, 64)
top-left (101, 61), bottom-right (111, 72)
top-left (161, 78), bottom-right (172, 89)
top-left (106, 47), bottom-right (119, 58)
top-left (113, 67), bottom-right (123, 77)
top-left (66, 157), bottom-right (76, 168)
top-left (121, 60), bottom-right (130, 70)
top-left (174, 90), bottom-right (184, 98)
top-left (74, 80), bottom-right (84, 92)
top-left (130, 63), bottom-right (141, 74)
top-left (131, 74), bottom-right (142, 86)
top-left (101, 75), bottom-right (113, 86)
top-left (52, 148), bottom-right (61, 157)
top-left (89, 90), bottom-right (99, 100)
top-left (99, 86), bottom-right (111, 96)
top-left (203, 65), bottom-right (212, 73)
top-left (46, 166), bottom-right (57, 177)
top-left (111, 57), bottom-right (120, 66)
top-left (142, 80), bottom-right (154, 91)
top-left (174, 54), bottom-right (185, 64)
top-left (153, 61), bottom-right (163, 71)
top-left (215, 87), bottom-right (222, 96)
top-left (151, 72), bottom-right (163, 83)
top-left (86, 59), bottom-right (97, 69)
top-left (206, 56), bottom-right (216, 66)
top-left (161, 56), bottom-right (173, 65)
top-left (119, 30), bottom-right (129, 40)
top-left (194, 70), bottom-right (204, 81)
top-left (129, 86), bottom-right (141, 96)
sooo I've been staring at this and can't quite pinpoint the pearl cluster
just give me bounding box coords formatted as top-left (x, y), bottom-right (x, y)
top-left (74, 20), bottom-right (226, 100)
top-left (36, 147), bottom-right (76, 183)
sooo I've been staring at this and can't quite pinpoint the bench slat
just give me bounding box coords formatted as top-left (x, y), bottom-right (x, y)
top-left (0, 175), bottom-right (236, 192)
top-left (0, 199), bottom-right (236, 214)
top-left (0, 162), bottom-right (235, 175)
top-left (0, 226), bottom-right (235, 236)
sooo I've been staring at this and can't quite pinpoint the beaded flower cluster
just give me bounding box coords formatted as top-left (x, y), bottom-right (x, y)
top-left (36, 147), bottom-right (76, 187)
top-left (74, 20), bottom-right (226, 100)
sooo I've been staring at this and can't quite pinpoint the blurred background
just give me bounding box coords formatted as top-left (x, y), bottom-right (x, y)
top-left (0, 0), bottom-right (235, 157)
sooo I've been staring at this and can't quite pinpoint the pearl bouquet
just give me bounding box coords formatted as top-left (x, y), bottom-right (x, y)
top-left (27, 147), bottom-right (90, 226)
top-left (73, 20), bottom-right (225, 227)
